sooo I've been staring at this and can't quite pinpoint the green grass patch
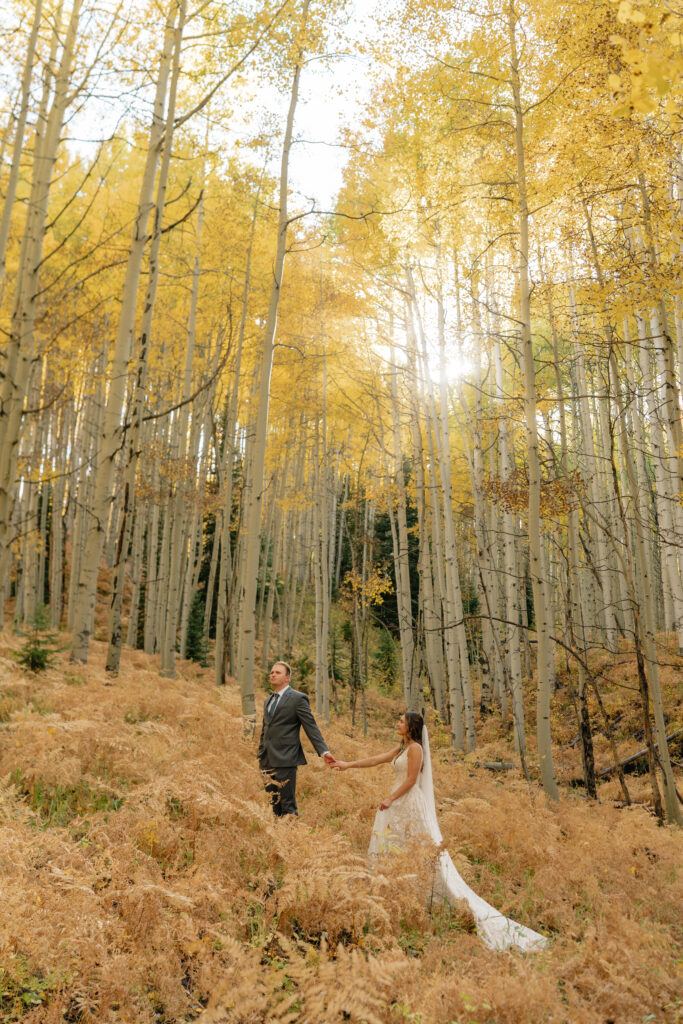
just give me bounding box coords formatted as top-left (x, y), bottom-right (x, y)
top-left (28, 698), bottom-right (53, 716)
top-left (123, 707), bottom-right (153, 724)
top-left (10, 771), bottom-right (124, 828)
top-left (429, 899), bottom-right (477, 938)
top-left (63, 674), bottom-right (85, 687)
top-left (166, 795), bottom-right (185, 820)
top-left (0, 953), bottom-right (65, 1021)
top-left (398, 919), bottom-right (428, 957)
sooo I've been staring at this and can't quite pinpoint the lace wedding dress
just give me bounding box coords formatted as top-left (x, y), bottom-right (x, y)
top-left (368, 729), bottom-right (548, 952)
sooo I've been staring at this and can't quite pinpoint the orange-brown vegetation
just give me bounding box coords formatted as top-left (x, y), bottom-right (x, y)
top-left (0, 635), bottom-right (681, 1024)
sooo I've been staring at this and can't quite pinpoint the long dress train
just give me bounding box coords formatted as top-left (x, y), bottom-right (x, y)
top-left (368, 738), bottom-right (547, 953)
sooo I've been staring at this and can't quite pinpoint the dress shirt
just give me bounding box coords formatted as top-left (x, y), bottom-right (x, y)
top-left (268, 685), bottom-right (289, 715)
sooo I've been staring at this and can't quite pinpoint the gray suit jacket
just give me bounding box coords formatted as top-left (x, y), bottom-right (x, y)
top-left (257, 687), bottom-right (328, 768)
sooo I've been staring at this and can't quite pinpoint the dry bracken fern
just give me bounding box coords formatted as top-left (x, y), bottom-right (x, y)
top-left (0, 633), bottom-right (681, 1024)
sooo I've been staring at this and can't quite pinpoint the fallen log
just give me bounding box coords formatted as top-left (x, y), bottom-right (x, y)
top-left (597, 728), bottom-right (682, 778)
top-left (474, 761), bottom-right (515, 771)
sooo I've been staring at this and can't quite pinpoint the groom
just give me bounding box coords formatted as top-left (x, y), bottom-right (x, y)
top-left (257, 661), bottom-right (334, 816)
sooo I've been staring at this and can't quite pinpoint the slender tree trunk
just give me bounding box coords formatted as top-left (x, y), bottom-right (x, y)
top-left (179, 485), bottom-right (205, 657)
top-left (67, 345), bottom-right (106, 631)
top-left (261, 464), bottom-right (287, 672)
top-left (637, 170), bottom-right (683, 494)
top-left (238, 4), bottom-right (310, 731)
top-left (70, 3), bottom-right (180, 662)
top-left (49, 405), bottom-right (69, 626)
top-left (636, 316), bottom-right (683, 653)
top-left (608, 351), bottom-right (682, 824)
top-left (313, 403), bottom-right (331, 719)
top-left (0, 0), bottom-right (82, 613)
top-left (493, 338), bottom-right (525, 748)
top-left (214, 168), bottom-right (264, 686)
top-left (0, 0), bottom-right (44, 294)
top-left (410, 382), bottom-right (444, 716)
top-left (508, 2), bottom-right (558, 798)
top-left (144, 473), bottom-right (162, 654)
top-left (388, 340), bottom-right (418, 710)
top-left (460, 279), bottom-right (504, 719)
top-left (106, 30), bottom-right (185, 674)
top-left (125, 510), bottom-right (144, 648)
top-left (317, 291), bottom-right (331, 721)
top-left (543, 262), bottom-right (597, 796)
top-left (405, 282), bottom-right (446, 717)
top-left (579, 205), bottom-right (637, 651)
top-left (203, 511), bottom-right (220, 638)
top-left (161, 142), bottom-right (203, 678)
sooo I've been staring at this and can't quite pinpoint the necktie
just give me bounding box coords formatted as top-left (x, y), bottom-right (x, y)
top-left (268, 694), bottom-right (279, 718)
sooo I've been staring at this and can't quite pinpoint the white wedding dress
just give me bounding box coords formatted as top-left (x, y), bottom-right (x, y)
top-left (368, 728), bottom-right (547, 952)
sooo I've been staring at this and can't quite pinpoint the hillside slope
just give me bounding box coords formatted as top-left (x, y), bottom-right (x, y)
top-left (0, 635), bottom-right (681, 1024)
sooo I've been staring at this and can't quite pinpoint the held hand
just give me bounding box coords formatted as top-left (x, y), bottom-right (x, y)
top-left (379, 796), bottom-right (393, 811)
top-left (332, 760), bottom-right (350, 772)
top-left (322, 752), bottom-right (336, 766)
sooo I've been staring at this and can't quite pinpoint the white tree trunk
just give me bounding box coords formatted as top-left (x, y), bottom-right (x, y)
top-left (636, 316), bottom-right (683, 652)
top-left (508, 1), bottom-right (558, 798)
top-left (609, 352), bottom-right (682, 824)
top-left (0, 0), bottom-right (82, 603)
top-left (0, 0), bottom-right (44, 291)
top-left (237, 3), bottom-right (310, 730)
top-left (388, 341), bottom-right (418, 710)
top-left (70, 3), bottom-right (180, 662)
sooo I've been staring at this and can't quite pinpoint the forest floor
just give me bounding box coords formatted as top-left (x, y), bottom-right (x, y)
top-left (0, 629), bottom-right (681, 1024)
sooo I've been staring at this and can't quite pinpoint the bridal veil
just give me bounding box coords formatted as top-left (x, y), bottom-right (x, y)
top-left (419, 726), bottom-right (547, 953)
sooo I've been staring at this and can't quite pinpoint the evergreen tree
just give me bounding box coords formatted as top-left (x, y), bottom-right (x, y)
top-left (373, 628), bottom-right (398, 693)
top-left (13, 604), bottom-right (65, 673)
top-left (185, 591), bottom-right (209, 666)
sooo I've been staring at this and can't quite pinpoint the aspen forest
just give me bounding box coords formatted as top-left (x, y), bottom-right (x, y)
top-left (0, 0), bottom-right (682, 1020)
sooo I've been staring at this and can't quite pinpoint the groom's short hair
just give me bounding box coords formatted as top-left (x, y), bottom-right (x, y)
top-left (273, 660), bottom-right (291, 678)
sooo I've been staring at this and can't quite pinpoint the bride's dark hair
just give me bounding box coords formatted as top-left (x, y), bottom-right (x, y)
top-left (404, 711), bottom-right (424, 744)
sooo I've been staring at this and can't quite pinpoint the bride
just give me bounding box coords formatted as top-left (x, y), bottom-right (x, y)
top-left (330, 711), bottom-right (547, 953)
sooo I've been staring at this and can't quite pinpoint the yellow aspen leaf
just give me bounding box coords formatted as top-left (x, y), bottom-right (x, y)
top-left (622, 47), bottom-right (644, 64)
top-left (630, 10), bottom-right (646, 23)
top-left (607, 73), bottom-right (622, 89)
top-left (632, 93), bottom-right (657, 112)
top-left (644, 68), bottom-right (669, 95)
top-left (670, 32), bottom-right (682, 45)
top-left (617, 0), bottom-right (633, 21)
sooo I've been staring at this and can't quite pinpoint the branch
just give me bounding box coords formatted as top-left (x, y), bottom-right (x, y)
top-left (139, 326), bottom-right (231, 425)
top-left (161, 188), bottom-right (203, 234)
top-left (173, 0), bottom-right (292, 129)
